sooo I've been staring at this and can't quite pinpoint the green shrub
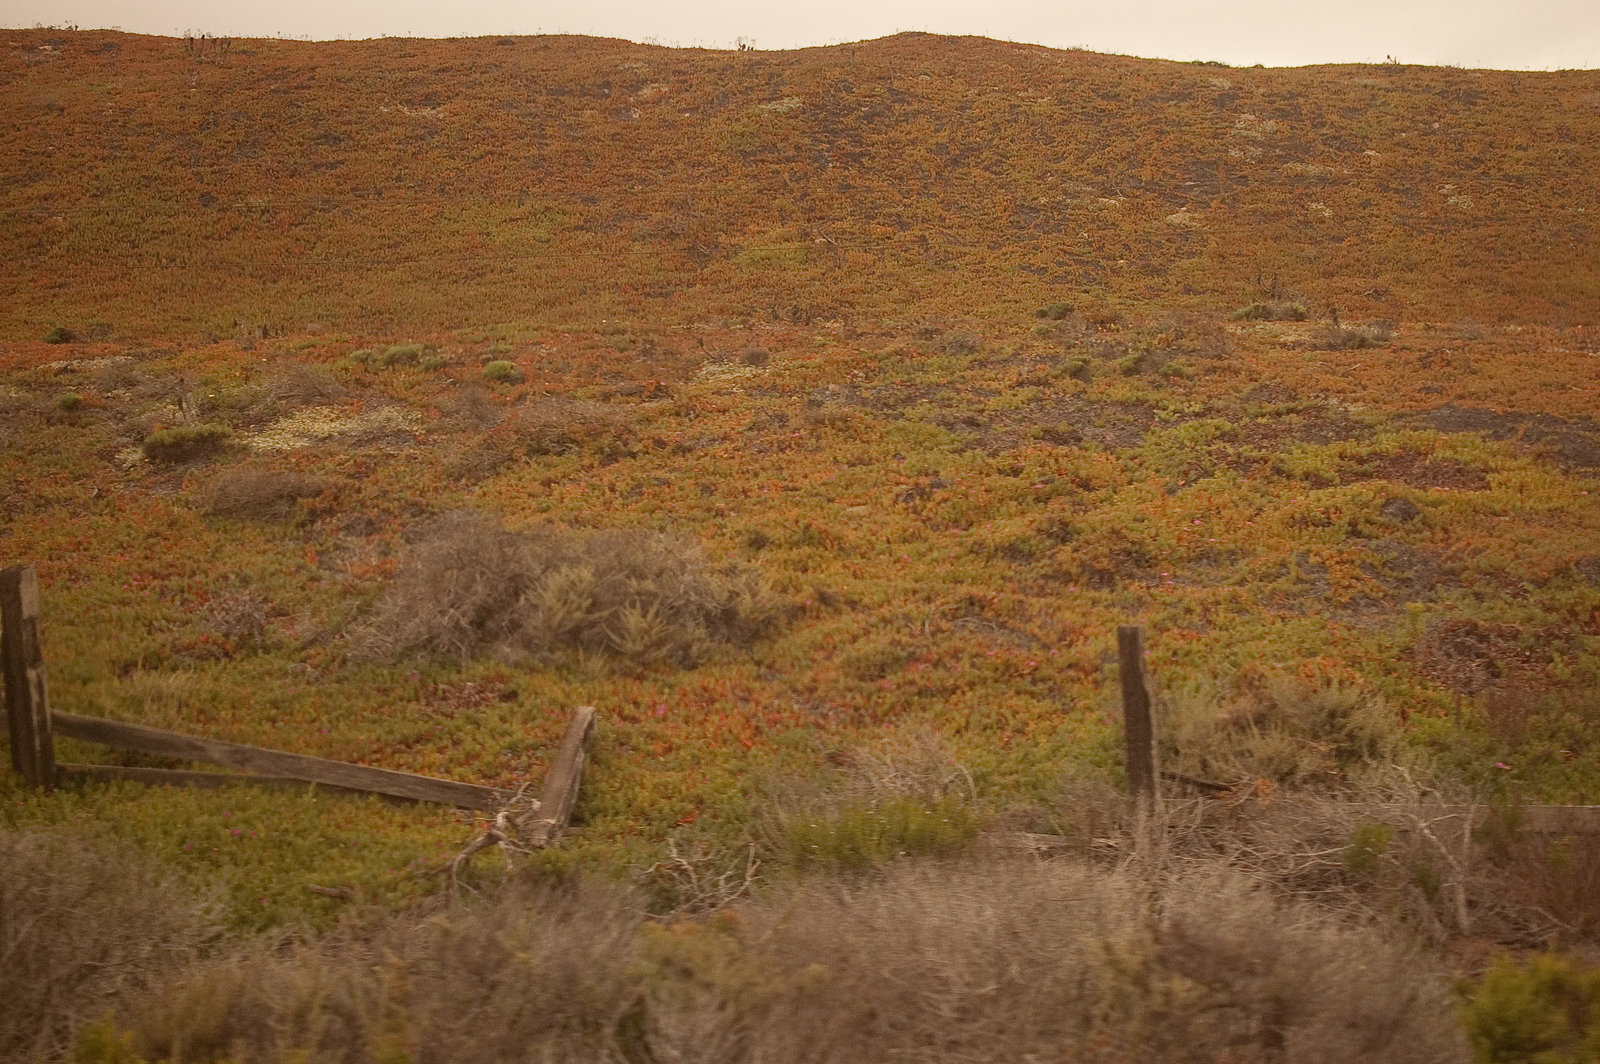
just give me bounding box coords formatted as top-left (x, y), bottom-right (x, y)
top-left (1035, 300), bottom-right (1073, 320)
top-left (1232, 301), bottom-right (1309, 321)
top-left (346, 347), bottom-right (378, 364)
top-left (419, 353), bottom-right (449, 371)
top-left (1462, 952), bottom-right (1600, 1063)
top-left (780, 795), bottom-right (980, 871)
top-left (55, 391), bottom-right (84, 411)
top-left (1116, 352), bottom-right (1144, 375)
top-left (482, 359), bottom-right (523, 384)
top-left (379, 342), bottom-right (426, 367)
top-left (1344, 820), bottom-right (1396, 877)
top-left (44, 324), bottom-right (76, 343)
top-left (1062, 358), bottom-right (1089, 380)
top-left (141, 423), bottom-right (231, 462)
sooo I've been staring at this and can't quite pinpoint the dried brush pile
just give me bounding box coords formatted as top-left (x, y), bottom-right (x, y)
top-left (83, 862), bottom-right (1466, 1064)
top-left (0, 830), bottom-right (222, 1063)
top-left (358, 510), bottom-right (784, 667)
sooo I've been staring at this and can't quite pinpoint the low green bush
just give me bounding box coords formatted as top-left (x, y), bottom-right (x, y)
top-left (1462, 952), bottom-right (1600, 1063)
top-left (55, 391), bottom-right (84, 411)
top-left (141, 423), bottom-right (231, 462)
top-left (482, 359), bottom-right (523, 384)
top-left (380, 342), bottom-right (426, 367)
top-left (1035, 300), bottom-right (1073, 320)
top-left (780, 795), bottom-right (980, 871)
top-left (44, 324), bottom-right (76, 343)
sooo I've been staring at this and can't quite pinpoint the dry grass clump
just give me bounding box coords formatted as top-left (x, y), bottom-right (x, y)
top-left (0, 828), bottom-right (222, 1063)
top-left (142, 423), bottom-right (232, 462)
top-left (200, 588), bottom-right (276, 648)
top-left (228, 365), bottom-right (349, 428)
top-left (1232, 300), bottom-right (1308, 321)
top-left (125, 880), bottom-right (642, 1064)
top-left (1314, 321), bottom-right (1395, 350)
top-left (1160, 675), bottom-right (1403, 790)
top-left (357, 510), bottom-right (783, 666)
top-left (640, 860), bottom-right (1466, 1064)
top-left (504, 396), bottom-right (634, 457)
top-left (88, 862), bottom-right (1464, 1064)
top-left (1046, 763), bottom-right (1589, 950)
top-left (192, 468), bottom-right (326, 521)
top-left (442, 397), bottom-right (634, 481)
top-left (438, 380), bottom-right (503, 431)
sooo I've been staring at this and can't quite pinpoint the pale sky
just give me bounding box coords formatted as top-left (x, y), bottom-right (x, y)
top-left (3, 0), bottom-right (1597, 69)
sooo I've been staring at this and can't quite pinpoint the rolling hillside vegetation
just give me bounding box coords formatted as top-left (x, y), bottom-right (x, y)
top-left (3, 27), bottom-right (1600, 1061)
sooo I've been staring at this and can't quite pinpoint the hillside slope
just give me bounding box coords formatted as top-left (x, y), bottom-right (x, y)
top-left (3, 29), bottom-right (1599, 339)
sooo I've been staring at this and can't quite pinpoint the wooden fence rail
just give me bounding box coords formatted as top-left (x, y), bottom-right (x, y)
top-left (51, 711), bottom-right (507, 809)
top-left (0, 563), bottom-right (586, 814)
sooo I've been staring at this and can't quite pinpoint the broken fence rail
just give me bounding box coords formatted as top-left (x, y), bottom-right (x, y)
top-left (3, 562), bottom-right (596, 812)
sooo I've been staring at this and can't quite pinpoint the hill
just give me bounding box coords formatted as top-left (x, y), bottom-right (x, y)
top-left (3, 29), bottom-right (1599, 338)
top-left (2, 29), bottom-right (1600, 1059)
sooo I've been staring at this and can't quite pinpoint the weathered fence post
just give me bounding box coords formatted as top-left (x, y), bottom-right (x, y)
top-left (2, 565), bottom-right (56, 789)
top-left (1117, 625), bottom-right (1157, 812)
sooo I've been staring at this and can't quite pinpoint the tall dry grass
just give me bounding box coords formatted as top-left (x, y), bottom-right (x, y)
top-left (89, 860), bottom-right (1466, 1064)
top-left (0, 829), bottom-right (223, 1062)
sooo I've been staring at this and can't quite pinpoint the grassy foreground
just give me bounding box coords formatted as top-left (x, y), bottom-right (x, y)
top-left (2, 26), bottom-right (1599, 1062)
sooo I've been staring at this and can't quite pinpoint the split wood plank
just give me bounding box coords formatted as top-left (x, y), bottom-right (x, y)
top-left (2, 565), bottom-right (55, 789)
top-left (521, 704), bottom-right (597, 847)
top-left (51, 711), bottom-right (506, 810)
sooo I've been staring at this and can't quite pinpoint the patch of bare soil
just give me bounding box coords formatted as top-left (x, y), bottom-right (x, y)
top-left (1357, 538), bottom-right (1446, 602)
top-left (1406, 617), bottom-right (1552, 697)
top-left (1232, 408), bottom-right (1374, 449)
top-left (943, 398), bottom-right (1163, 453)
top-left (1355, 453), bottom-right (1491, 491)
top-left (1416, 404), bottom-right (1600, 470)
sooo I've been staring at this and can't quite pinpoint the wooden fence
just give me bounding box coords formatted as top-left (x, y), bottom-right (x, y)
top-left (2, 564), bottom-right (592, 841)
top-left (1116, 622), bottom-right (1600, 834)
top-left (4, 560), bottom-right (1595, 838)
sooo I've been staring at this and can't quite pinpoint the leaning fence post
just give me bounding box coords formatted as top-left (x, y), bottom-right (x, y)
top-left (1117, 625), bottom-right (1157, 812)
top-left (2, 565), bottom-right (56, 789)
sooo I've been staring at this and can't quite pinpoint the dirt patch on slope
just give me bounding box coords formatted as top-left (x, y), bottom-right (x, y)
top-left (1414, 404), bottom-right (1600, 470)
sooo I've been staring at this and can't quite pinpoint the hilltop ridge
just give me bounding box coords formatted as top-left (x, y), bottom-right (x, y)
top-left (3, 28), bottom-right (1598, 340)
